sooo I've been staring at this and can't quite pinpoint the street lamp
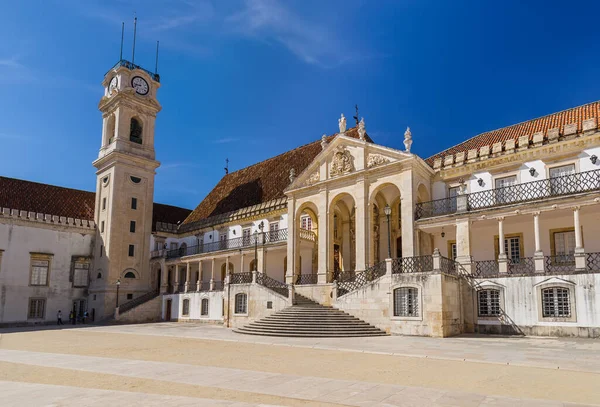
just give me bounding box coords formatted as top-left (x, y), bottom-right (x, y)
top-left (254, 221), bottom-right (265, 272)
top-left (115, 279), bottom-right (121, 308)
top-left (384, 205), bottom-right (392, 259)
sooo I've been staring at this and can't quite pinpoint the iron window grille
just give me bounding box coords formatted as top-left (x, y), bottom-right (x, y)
top-left (393, 287), bottom-right (419, 317)
top-left (182, 299), bottom-right (190, 316)
top-left (542, 287), bottom-right (571, 317)
top-left (478, 289), bottom-right (500, 316)
top-left (235, 293), bottom-right (247, 314)
top-left (201, 298), bottom-right (209, 316)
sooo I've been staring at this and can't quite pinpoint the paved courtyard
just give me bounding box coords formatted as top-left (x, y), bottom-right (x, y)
top-left (0, 323), bottom-right (599, 406)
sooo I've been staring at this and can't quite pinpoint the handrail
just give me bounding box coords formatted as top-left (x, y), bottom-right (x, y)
top-left (118, 291), bottom-right (158, 314)
top-left (256, 272), bottom-right (289, 297)
top-left (337, 261), bottom-right (386, 297)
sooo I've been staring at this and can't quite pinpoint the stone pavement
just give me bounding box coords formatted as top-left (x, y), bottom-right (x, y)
top-left (0, 323), bottom-right (599, 406)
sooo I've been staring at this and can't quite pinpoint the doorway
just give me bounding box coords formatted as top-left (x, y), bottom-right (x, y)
top-left (165, 299), bottom-right (172, 321)
top-left (167, 269), bottom-right (173, 293)
top-left (396, 237), bottom-right (402, 259)
top-left (156, 268), bottom-right (162, 293)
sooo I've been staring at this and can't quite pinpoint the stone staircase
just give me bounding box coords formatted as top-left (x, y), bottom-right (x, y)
top-left (233, 293), bottom-right (387, 337)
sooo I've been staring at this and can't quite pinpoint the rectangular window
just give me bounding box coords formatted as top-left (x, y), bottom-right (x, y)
top-left (128, 245), bottom-right (135, 257)
top-left (495, 175), bottom-right (517, 203)
top-left (131, 197), bottom-right (137, 210)
top-left (554, 230), bottom-right (576, 258)
top-left (300, 215), bottom-right (312, 231)
top-left (504, 236), bottom-right (521, 264)
top-left (100, 221), bottom-right (105, 233)
top-left (127, 293), bottom-right (133, 300)
top-left (100, 245), bottom-right (103, 257)
top-left (549, 164), bottom-right (576, 195)
top-left (450, 243), bottom-right (457, 261)
top-left (130, 221), bottom-right (136, 233)
top-left (478, 290), bottom-right (500, 317)
top-left (235, 293), bottom-right (247, 314)
top-left (182, 299), bottom-right (190, 316)
top-left (102, 197), bottom-right (106, 210)
top-left (542, 287), bottom-right (571, 317)
top-left (242, 228), bottom-right (252, 245)
top-left (28, 298), bottom-right (46, 319)
top-left (30, 257), bottom-right (50, 286)
top-left (393, 287), bottom-right (419, 317)
top-left (201, 299), bottom-right (209, 316)
top-left (73, 262), bottom-right (89, 287)
top-left (269, 222), bottom-right (279, 241)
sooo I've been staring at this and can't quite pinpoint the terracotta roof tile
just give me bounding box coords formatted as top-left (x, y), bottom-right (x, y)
top-left (0, 176), bottom-right (190, 229)
top-left (183, 127), bottom-right (372, 225)
top-left (426, 101), bottom-right (600, 166)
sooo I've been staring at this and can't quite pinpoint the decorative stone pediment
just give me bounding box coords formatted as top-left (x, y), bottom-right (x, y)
top-left (366, 153), bottom-right (390, 168)
top-left (305, 171), bottom-right (320, 186)
top-left (330, 146), bottom-right (354, 177)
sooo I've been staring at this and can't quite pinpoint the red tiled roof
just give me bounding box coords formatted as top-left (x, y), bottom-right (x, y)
top-left (426, 101), bottom-right (600, 166)
top-left (0, 176), bottom-right (190, 229)
top-left (183, 127), bottom-right (372, 225)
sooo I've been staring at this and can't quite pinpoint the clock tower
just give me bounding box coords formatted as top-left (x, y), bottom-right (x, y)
top-left (90, 60), bottom-right (161, 319)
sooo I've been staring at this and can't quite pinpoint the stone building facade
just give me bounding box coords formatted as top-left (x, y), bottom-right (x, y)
top-left (1, 56), bottom-right (599, 337)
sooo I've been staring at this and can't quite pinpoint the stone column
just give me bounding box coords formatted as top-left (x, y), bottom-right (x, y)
top-left (573, 206), bottom-right (586, 270)
top-left (354, 176), bottom-right (368, 271)
top-left (210, 258), bottom-right (215, 291)
top-left (399, 171), bottom-right (415, 258)
top-left (198, 260), bottom-right (203, 290)
top-left (533, 212), bottom-right (545, 272)
top-left (258, 247), bottom-right (265, 275)
top-left (455, 218), bottom-right (473, 274)
top-left (226, 255), bottom-right (230, 281)
top-left (342, 220), bottom-right (351, 271)
top-left (317, 188), bottom-right (329, 284)
top-left (240, 252), bottom-right (245, 274)
top-left (160, 258), bottom-right (167, 293)
top-left (174, 264), bottom-right (180, 292)
top-left (286, 197), bottom-right (296, 284)
top-left (497, 217), bottom-right (508, 273)
top-left (185, 262), bottom-right (191, 292)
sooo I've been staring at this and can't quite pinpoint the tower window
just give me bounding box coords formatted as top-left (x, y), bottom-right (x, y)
top-left (130, 221), bottom-right (136, 233)
top-left (102, 197), bottom-right (106, 210)
top-left (100, 245), bottom-right (103, 257)
top-left (130, 176), bottom-right (141, 184)
top-left (101, 221), bottom-right (105, 233)
top-left (128, 245), bottom-right (135, 257)
top-left (129, 118), bottom-right (143, 144)
top-left (131, 197), bottom-right (137, 210)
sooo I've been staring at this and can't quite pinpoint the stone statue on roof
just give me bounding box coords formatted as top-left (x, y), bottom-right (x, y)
top-left (404, 126), bottom-right (412, 153)
top-left (321, 134), bottom-right (328, 150)
top-left (338, 114), bottom-right (347, 133)
top-left (358, 117), bottom-right (366, 141)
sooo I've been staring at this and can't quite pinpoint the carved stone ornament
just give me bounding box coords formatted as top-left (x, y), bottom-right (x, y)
top-left (404, 126), bottom-right (413, 153)
top-left (338, 113), bottom-right (347, 133)
top-left (330, 146), bottom-right (354, 177)
top-left (305, 171), bottom-right (320, 186)
top-left (358, 117), bottom-right (366, 141)
top-left (367, 153), bottom-right (390, 168)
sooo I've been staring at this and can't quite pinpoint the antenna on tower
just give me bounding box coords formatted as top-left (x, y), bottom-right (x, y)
top-left (155, 40), bottom-right (160, 74)
top-left (224, 158), bottom-right (229, 175)
top-left (132, 14), bottom-right (137, 64)
top-left (119, 22), bottom-right (125, 60)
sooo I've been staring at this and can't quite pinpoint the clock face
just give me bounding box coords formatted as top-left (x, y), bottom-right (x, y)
top-left (108, 76), bottom-right (118, 93)
top-left (131, 76), bottom-right (149, 95)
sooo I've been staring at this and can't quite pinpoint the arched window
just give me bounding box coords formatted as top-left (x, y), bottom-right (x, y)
top-left (201, 298), bottom-right (209, 316)
top-left (249, 259), bottom-right (257, 272)
top-left (220, 262), bottom-right (234, 280)
top-left (107, 115), bottom-right (116, 144)
top-left (478, 289), bottom-right (500, 317)
top-left (182, 299), bottom-right (190, 316)
top-left (542, 287), bottom-right (571, 318)
top-left (235, 293), bottom-right (247, 314)
top-left (124, 271), bottom-right (136, 279)
top-left (129, 117), bottom-right (143, 144)
top-left (393, 287), bottom-right (418, 317)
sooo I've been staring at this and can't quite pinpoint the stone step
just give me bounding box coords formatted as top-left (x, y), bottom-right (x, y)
top-left (246, 325), bottom-right (382, 332)
top-left (233, 328), bottom-right (387, 338)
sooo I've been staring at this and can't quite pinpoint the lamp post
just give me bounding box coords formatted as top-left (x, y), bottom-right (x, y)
top-left (116, 279), bottom-right (121, 308)
top-left (384, 205), bottom-right (392, 259)
top-left (254, 221), bottom-right (264, 271)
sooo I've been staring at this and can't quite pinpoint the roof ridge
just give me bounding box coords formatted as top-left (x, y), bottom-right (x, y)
top-left (0, 175), bottom-right (95, 195)
top-left (426, 99), bottom-right (600, 161)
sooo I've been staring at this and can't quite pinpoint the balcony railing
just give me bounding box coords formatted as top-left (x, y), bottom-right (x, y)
top-left (166, 229), bottom-right (289, 259)
top-left (509, 257), bottom-right (536, 274)
top-left (391, 256), bottom-right (433, 274)
top-left (230, 272), bottom-right (252, 284)
top-left (586, 252), bottom-right (600, 271)
top-left (416, 169), bottom-right (600, 219)
top-left (299, 228), bottom-right (317, 242)
top-left (108, 59), bottom-right (160, 82)
top-left (545, 254), bottom-right (575, 273)
top-left (295, 273), bottom-right (318, 285)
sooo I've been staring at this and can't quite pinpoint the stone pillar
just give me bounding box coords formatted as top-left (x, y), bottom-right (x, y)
top-left (317, 188), bottom-right (329, 284)
top-left (258, 247), bottom-right (265, 275)
top-left (497, 217), bottom-right (508, 274)
top-left (399, 171), bottom-right (415, 257)
top-left (432, 248), bottom-right (441, 271)
top-left (198, 260), bottom-right (203, 290)
top-left (455, 218), bottom-right (473, 274)
top-left (185, 262), bottom-right (191, 292)
top-left (573, 206), bottom-right (586, 270)
top-left (160, 259), bottom-right (167, 293)
top-left (533, 212), bottom-right (545, 273)
top-left (342, 220), bottom-right (351, 271)
top-left (174, 264), bottom-right (180, 292)
top-left (385, 258), bottom-right (392, 276)
top-left (210, 258), bottom-right (215, 291)
top-left (286, 197), bottom-right (296, 284)
top-left (240, 252), bottom-right (245, 274)
top-left (355, 176), bottom-right (368, 270)
top-left (226, 255), bottom-right (230, 280)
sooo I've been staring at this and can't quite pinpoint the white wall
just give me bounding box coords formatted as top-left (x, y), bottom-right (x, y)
top-left (0, 221), bottom-right (94, 324)
top-left (162, 291), bottom-right (224, 322)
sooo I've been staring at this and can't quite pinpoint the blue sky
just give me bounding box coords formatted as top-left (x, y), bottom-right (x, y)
top-left (1, 0), bottom-right (599, 210)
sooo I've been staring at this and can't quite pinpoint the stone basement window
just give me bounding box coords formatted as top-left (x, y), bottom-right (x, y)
top-left (201, 298), bottom-right (209, 316)
top-left (478, 289), bottom-right (500, 317)
top-left (235, 293), bottom-right (247, 314)
top-left (182, 299), bottom-right (190, 316)
top-left (542, 287), bottom-right (571, 318)
top-left (393, 287), bottom-right (419, 317)
top-left (28, 298), bottom-right (46, 319)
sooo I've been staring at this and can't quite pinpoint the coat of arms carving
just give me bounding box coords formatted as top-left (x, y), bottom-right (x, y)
top-left (367, 154), bottom-right (391, 168)
top-left (305, 171), bottom-right (320, 186)
top-left (330, 147), bottom-right (354, 177)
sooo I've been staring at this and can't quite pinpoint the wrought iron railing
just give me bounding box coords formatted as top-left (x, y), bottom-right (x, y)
top-left (150, 249), bottom-right (167, 259)
top-left (337, 262), bottom-right (386, 297)
top-left (295, 273), bottom-right (318, 285)
top-left (509, 257), bottom-right (536, 274)
top-left (213, 280), bottom-right (224, 291)
top-left (230, 272), bottom-right (252, 285)
top-left (586, 252), bottom-right (600, 271)
top-left (108, 59), bottom-right (160, 82)
top-left (439, 256), bottom-right (458, 274)
top-left (256, 272), bottom-right (289, 297)
top-left (545, 255), bottom-right (575, 273)
top-left (416, 169), bottom-right (600, 219)
top-left (474, 260), bottom-right (499, 277)
top-left (118, 291), bottom-right (158, 314)
top-left (198, 281), bottom-right (210, 291)
top-left (391, 256), bottom-right (433, 274)
top-left (166, 229), bottom-right (288, 259)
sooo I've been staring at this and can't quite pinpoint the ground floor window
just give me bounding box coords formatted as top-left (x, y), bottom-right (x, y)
top-left (478, 289), bottom-right (500, 317)
top-left (542, 287), bottom-right (570, 318)
top-left (28, 298), bottom-right (46, 319)
top-left (182, 299), bottom-right (190, 316)
top-left (393, 287), bottom-right (418, 317)
top-left (235, 293), bottom-right (247, 314)
top-left (201, 298), bottom-right (209, 316)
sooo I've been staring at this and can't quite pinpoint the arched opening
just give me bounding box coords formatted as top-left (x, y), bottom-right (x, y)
top-left (124, 271), bottom-right (136, 279)
top-left (249, 259), bottom-right (257, 272)
top-left (129, 117), bottom-right (143, 144)
top-left (293, 202), bottom-right (319, 282)
top-left (369, 183), bottom-right (401, 263)
top-left (329, 193), bottom-right (356, 281)
top-left (106, 114), bottom-right (116, 144)
top-left (220, 262), bottom-right (234, 281)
